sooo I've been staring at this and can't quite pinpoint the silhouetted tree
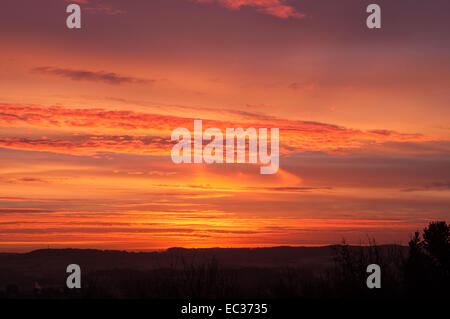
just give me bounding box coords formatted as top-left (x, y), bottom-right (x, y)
top-left (403, 221), bottom-right (450, 298)
top-left (422, 221), bottom-right (450, 269)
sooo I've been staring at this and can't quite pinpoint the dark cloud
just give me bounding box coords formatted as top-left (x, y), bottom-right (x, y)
top-left (402, 181), bottom-right (450, 192)
top-left (31, 67), bottom-right (153, 85)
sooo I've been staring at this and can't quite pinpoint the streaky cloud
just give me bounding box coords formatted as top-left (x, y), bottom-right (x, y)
top-left (31, 66), bottom-right (152, 85)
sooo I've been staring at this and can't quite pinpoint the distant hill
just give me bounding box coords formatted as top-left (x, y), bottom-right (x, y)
top-left (0, 245), bottom-right (407, 274)
top-left (0, 245), bottom-right (409, 297)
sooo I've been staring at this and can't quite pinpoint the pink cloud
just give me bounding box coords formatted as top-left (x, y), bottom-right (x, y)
top-left (65, 0), bottom-right (126, 15)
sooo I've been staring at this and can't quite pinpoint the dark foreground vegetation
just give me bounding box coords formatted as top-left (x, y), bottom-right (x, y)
top-left (0, 221), bottom-right (448, 299)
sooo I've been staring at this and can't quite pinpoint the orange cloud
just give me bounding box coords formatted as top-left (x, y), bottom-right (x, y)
top-left (0, 135), bottom-right (173, 156)
top-left (0, 103), bottom-right (438, 156)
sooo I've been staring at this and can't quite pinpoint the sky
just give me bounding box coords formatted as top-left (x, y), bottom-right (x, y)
top-left (0, 0), bottom-right (449, 252)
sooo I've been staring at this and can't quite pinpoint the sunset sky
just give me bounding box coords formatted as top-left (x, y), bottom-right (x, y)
top-left (0, 0), bottom-right (449, 252)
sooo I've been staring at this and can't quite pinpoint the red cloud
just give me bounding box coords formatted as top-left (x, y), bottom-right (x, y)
top-left (192, 0), bottom-right (306, 19)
